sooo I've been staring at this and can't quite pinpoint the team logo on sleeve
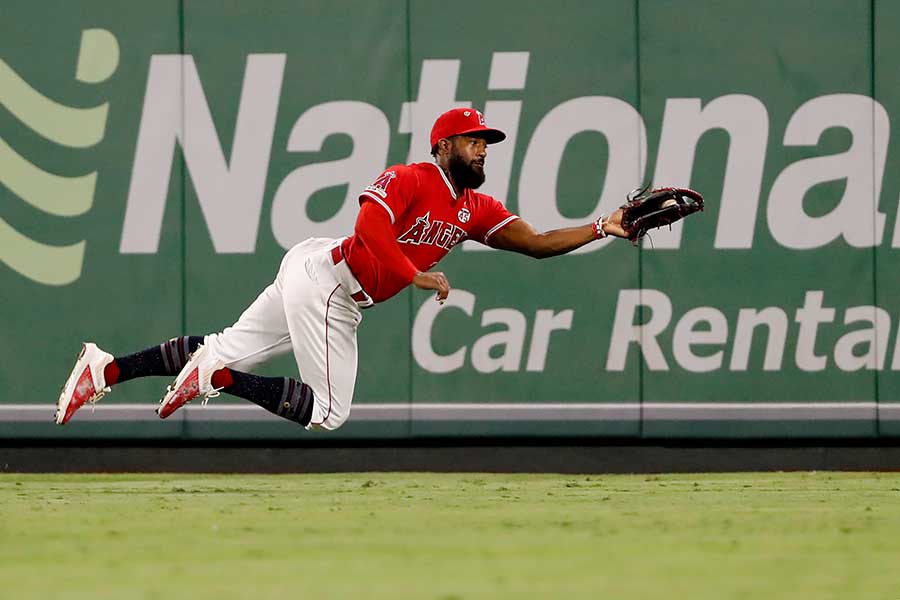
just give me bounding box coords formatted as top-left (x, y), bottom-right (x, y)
top-left (457, 207), bottom-right (470, 223)
top-left (365, 171), bottom-right (396, 198)
top-left (397, 211), bottom-right (468, 250)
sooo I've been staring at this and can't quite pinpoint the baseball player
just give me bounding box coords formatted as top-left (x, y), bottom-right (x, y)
top-left (56, 107), bottom-right (632, 429)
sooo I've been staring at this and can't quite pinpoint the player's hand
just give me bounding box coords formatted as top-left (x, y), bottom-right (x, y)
top-left (413, 271), bottom-right (451, 303)
top-left (601, 209), bottom-right (630, 239)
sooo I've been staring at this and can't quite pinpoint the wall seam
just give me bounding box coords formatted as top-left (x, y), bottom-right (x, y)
top-left (405, 0), bottom-right (414, 439)
top-left (180, 0), bottom-right (187, 339)
top-left (635, 0), bottom-right (645, 439)
top-left (179, 0), bottom-right (188, 438)
top-left (871, 0), bottom-right (880, 438)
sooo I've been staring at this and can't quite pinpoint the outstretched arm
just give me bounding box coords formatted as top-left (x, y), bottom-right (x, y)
top-left (489, 209), bottom-right (630, 258)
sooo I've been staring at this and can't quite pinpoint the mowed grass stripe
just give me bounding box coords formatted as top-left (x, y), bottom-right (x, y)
top-left (1, 473), bottom-right (899, 600)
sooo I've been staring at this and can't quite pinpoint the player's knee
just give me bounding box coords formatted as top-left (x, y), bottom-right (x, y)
top-left (227, 355), bottom-right (267, 373)
top-left (308, 404), bottom-right (351, 431)
top-left (328, 407), bottom-right (351, 430)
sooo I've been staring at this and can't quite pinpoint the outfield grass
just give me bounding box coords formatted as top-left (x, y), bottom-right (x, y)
top-left (1, 472), bottom-right (899, 599)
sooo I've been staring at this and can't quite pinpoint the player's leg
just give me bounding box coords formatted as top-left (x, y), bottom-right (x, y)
top-left (213, 369), bottom-right (315, 427)
top-left (287, 291), bottom-right (360, 431)
top-left (156, 238), bottom-right (347, 427)
top-left (57, 246), bottom-right (306, 425)
top-left (155, 346), bottom-right (316, 427)
top-left (280, 244), bottom-right (362, 431)
top-left (57, 280), bottom-right (295, 425)
top-left (201, 281), bottom-right (293, 373)
top-left (199, 238), bottom-right (342, 372)
top-left (154, 278), bottom-right (295, 418)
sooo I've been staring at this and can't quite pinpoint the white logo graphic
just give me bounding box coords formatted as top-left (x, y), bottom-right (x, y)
top-left (120, 53), bottom-right (900, 257)
top-left (458, 207), bottom-right (470, 223)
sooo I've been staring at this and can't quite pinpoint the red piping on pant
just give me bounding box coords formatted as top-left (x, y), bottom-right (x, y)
top-left (312, 284), bottom-right (340, 426)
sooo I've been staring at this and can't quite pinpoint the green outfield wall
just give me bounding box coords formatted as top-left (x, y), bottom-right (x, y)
top-left (3, 0), bottom-right (899, 440)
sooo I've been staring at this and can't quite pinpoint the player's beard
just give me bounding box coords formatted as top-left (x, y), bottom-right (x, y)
top-left (447, 149), bottom-right (486, 190)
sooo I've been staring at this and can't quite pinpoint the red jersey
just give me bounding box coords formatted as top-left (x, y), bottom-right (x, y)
top-left (342, 162), bottom-right (519, 303)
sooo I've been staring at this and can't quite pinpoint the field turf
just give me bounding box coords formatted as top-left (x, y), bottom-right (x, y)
top-left (2, 472), bottom-right (899, 599)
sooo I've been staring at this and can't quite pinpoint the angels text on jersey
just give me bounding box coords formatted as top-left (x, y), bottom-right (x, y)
top-left (396, 211), bottom-right (468, 250)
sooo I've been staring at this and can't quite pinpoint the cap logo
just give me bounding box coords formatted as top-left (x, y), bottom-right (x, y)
top-left (476, 110), bottom-right (486, 126)
top-left (463, 110), bottom-right (471, 117)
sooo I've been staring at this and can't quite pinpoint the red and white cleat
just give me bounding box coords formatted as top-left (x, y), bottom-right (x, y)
top-left (55, 343), bottom-right (114, 425)
top-left (157, 344), bottom-right (225, 419)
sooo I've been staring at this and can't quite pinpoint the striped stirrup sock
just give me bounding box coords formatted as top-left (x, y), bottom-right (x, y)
top-left (107, 336), bottom-right (204, 384)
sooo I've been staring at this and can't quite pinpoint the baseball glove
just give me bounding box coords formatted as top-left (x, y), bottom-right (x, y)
top-left (619, 186), bottom-right (704, 245)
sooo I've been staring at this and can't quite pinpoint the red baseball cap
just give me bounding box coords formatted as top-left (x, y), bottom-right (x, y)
top-left (430, 107), bottom-right (506, 150)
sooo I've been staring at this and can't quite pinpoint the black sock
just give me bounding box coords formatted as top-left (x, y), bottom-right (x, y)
top-left (224, 371), bottom-right (315, 427)
top-left (112, 336), bottom-right (204, 384)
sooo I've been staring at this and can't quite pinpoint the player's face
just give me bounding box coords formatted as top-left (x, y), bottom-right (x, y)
top-left (447, 135), bottom-right (488, 189)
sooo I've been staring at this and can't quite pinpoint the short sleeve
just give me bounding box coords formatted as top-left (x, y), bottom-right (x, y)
top-left (469, 194), bottom-right (520, 245)
top-left (358, 165), bottom-right (418, 224)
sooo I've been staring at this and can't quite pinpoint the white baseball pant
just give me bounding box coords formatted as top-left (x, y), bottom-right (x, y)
top-left (203, 237), bottom-right (368, 430)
